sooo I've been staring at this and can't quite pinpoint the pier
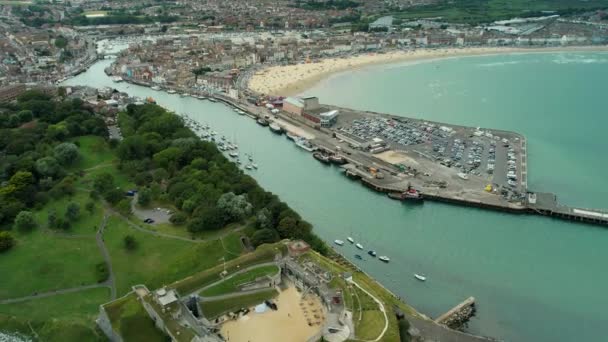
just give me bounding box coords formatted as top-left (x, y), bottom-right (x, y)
top-left (435, 297), bottom-right (476, 330)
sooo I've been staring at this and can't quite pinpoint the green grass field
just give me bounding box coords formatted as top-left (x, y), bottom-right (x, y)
top-left (200, 289), bottom-right (278, 319)
top-left (103, 215), bottom-right (245, 296)
top-left (104, 293), bottom-right (168, 342)
top-left (71, 136), bottom-right (117, 171)
top-left (200, 265), bottom-right (279, 297)
top-left (33, 190), bottom-right (104, 236)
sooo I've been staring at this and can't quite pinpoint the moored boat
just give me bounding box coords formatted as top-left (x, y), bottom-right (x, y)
top-left (167, 89), bottom-right (177, 94)
top-left (355, 243), bottom-right (363, 250)
top-left (414, 274), bottom-right (427, 281)
top-left (387, 186), bottom-right (424, 202)
top-left (229, 152), bottom-right (238, 158)
top-left (151, 85), bottom-right (161, 91)
top-left (269, 122), bottom-right (283, 134)
top-left (347, 237), bottom-right (354, 244)
top-left (329, 154), bottom-right (347, 164)
top-left (334, 239), bottom-right (344, 246)
top-left (313, 152), bottom-right (330, 164)
top-left (295, 137), bottom-right (317, 152)
top-left (355, 254), bottom-right (363, 260)
top-left (257, 118), bottom-right (269, 126)
top-left (368, 250), bottom-right (377, 257)
top-left (379, 256), bottom-right (390, 263)
top-left (286, 131), bottom-right (298, 141)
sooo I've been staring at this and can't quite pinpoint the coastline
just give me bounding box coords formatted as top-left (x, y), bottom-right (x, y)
top-left (247, 45), bottom-right (608, 96)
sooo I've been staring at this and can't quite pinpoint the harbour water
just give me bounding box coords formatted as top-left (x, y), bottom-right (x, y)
top-left (64, 52), bottom-right (608, 342)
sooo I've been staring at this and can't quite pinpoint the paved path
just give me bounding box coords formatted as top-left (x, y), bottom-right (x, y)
top-left (189, 262), bottom-right (278, 299)
top-left (96, 213), bottom-right (116, 300)
top-left (348, 279), bottom-right (388, 342)
top-left (198, 287), bottom-right (276, 303)
top-left (0, 284), bottom-right (108, 304)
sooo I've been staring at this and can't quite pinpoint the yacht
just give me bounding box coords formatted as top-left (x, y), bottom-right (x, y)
top-left (414, 274), bottom-right (427, 282)
top-left (334, 240), bottom-right (344, 246)
top-left (355, 243), bottom-right (363, 250)
top-left (379, 256), bottom-right (390, 263)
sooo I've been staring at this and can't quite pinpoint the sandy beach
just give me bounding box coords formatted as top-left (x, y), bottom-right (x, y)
top-left (248, 46), bottom-right (608, 96)
top-left (220, 286), bottom-right (324, 342)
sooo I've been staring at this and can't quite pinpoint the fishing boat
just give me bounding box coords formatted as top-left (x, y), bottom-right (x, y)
top-left (286, 131), bottom-right (298, 141)
top-left (329, 154), bottom-right (347, 164)
top-left (313, 152), bottom-right (330, 164)
top-left (379, 256), bottom-right (390, 263)
top-left (347, 237), bottom-right (354, 244)
top-left (355, 243), bottom-right (363, 250)
top-left (355, 254), bottom-right (363, 260)
top-left (295, 137), bottom-right (317, 152)
top-left (269, 122), bottom-right (283, 134)
top-left (387, 186), bottom-right (423, 202)
top-left (257, 118), bottom-right (269, 126)
top-left (334, 239), bottom-right (344, 246)
top-left (414, 274), bottom-right (427, 282)
top-left (368, 250), bottom-right (377, 257)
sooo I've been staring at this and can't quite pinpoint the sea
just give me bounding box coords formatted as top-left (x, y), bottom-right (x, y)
top-left (58, 51), bottom-right (608, 342)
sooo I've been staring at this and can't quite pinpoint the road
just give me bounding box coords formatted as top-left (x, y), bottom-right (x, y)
top-left (0, 284), bottom-right (109, 305)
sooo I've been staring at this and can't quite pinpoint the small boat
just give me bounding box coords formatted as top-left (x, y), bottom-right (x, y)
top-left (347, 237), bottom-right (354, 244)
top-left (368, 250), bottom-right (377, 257)
top-left (355, 243), bottom-right (363, 250)
top-left (257, 118), bottom-right (269, 126)
top-left (236, 159), bottom-right (241, 165)
top-left (167, 89), bottom-right (176, 94)
top-left (269, 122), bottom-right (283, 134)
top-left (313, 152), bottom-right (330, 164)
top-left (388, 186), bottom-right (423, 202)
top-left (295, 137), bottom-right (317, 152)
top-left (329, 154), bottom-right (347, 164)
top-left (208, 98), bottom-right (217, 102)
top-left (151, 86), bottom-right (161, 91)
top-left (286, 132), bottom-right (298, 141)
top-left (229, 152), bottom-right (238, 158)
top-left (457, 172), bottom-right (469, 180)
top-left (355, 254), bottom-right (363, 260)
top-left (180, 93), bottom-right (190, 97)
top-left (414, 274), bottom-right (427, 282)
top-left (237, 110), bottom-right (246, 115)
top-left (334, 240), bottom-right (344, 246)
top-left (379, 256), bottom-right (390, 263)
top-left (245, 164), bottom-right (253, 170)
top-left (111, 76), bottom-right (123, 82)
top-left (252, 163), bottom-right (258, 169)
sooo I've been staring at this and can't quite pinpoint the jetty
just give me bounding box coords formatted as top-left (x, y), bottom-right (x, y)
top-left (435, 297), bottom-right (476, 330)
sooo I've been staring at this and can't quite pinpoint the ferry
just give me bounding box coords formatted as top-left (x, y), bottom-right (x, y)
top-left (347, 237), bottom-right (354, 244)
top-left (269, 122), bottom-right (283, 134)
top-left (368, 250), bottom-right (377, 257)
top-left (286, 132), bottom-right (298, 141)
top-left (334, 239), bottom-right (344, 246)
top-left (151, 85), bottom-right (161, 91)
top-left (379, 256), bottom-right (390, 263)
top-left (313, 152), bottom-right (330, 164)
top-left (414, 274), bottom-right (427, 282)
top-left (387, 186), bottom-right (423, 202)
top-left (295, 137), bottom-right (317, 152)
top-left (355, 243), bottom-right (363, 250)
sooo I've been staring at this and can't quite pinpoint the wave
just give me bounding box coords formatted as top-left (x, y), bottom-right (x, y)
top-left (552, 55), bottom-right (608, 64)
top-left (0, 332), bottom-right (32, 342)
top-left (477, 60), bottom-right (524, 67)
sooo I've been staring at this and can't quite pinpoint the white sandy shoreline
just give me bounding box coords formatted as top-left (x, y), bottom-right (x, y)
top-left (247, 45), bottom-right (608, 96)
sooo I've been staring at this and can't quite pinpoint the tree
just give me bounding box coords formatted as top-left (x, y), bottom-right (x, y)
top-left (251, 228), bottom-right (279, 247)
top-left (104, 189), bottom-right (124, 205)
top-left (137, 188), bottom-right (152, 206)
top-left (53, 142), bottom-right (80, 165)
top-left (398, 319), bottom-right (411, 342)
top-left (277, 216), bottom-right (298, 239)
top-left (169, 212), bottom-right (187, 225)
top-left (123, 235), bottom-right (137, 250)
top-left (35, 156), bottom-right (61, 178)
top-left (85, 201), bottom-right (95, 214)
top-left (256, 208), bottom-right (272, 229)
top-left (93, 173), bottom-right (115, 193)
top-left (14, 211), bottom-right (37, 231)
top-left (65, 202), bottom-right (80, 221)
top-left (217, 192), bottom-right (252, 223)
top-left (48, 208), bottom-right (58, 229)
top-left (0, 232), bottom-right (15, 253)
top-left (17, 110), bottom-right (33, 123)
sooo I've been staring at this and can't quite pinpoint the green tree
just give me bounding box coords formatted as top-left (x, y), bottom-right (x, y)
top-left (277, 216), bottom-right (298, 239)
top-left (169, 212), bottom-right (187, 225)
top-left (48, 209), bottom-right (58, 229)
top-left (0, 232), bottom-right (16, 253)
top-left (93, 173), bottom-right (115, 193)
top-left (192, 66), bottom-right (211, 82)
top-left (116, 198), bottom-right (132, 216)
top-left (104, 188), bottom-right (124, 205)
top-left (123, 235), bottom-right (137, 251)
top-left (398, 319), bottom-right (411, 342)
top-left (217, 192), bottom-right (252, 223)
top-left (85, 201), bottom-right (95, 214)
top-left (251, 228), bottom-right (279, 247)
top-left (65, 202), bottom-right (80, 221)
top-left (14, 211), bottom-right (37, 231)
top-left (137, 188), bottom-right (152, 206)
top-left (35, 156), bottom-right (61, 178)
top-left (17, 110), bottom-right (33, 123)
top-left (53, 142), bottom-right (80, 164)
top-left (54, 36), bottom-right (68, 49)
top-left (256, 208), bottom-right (272, 229)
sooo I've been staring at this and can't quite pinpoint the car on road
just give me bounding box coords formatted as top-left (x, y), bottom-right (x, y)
top-left (143, 218), bottom-right (155, 224)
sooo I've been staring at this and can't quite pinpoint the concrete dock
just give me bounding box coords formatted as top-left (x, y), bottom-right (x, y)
top-left (435, 297), bottom-right (476, 329)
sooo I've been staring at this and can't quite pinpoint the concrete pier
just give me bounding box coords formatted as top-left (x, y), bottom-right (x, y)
top-left (435, 297), bottom-right (476, 329)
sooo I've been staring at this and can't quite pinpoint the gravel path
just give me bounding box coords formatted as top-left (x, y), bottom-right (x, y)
top-left (0, 284), bottom-right (109, 304)
top-left (96, 213), bottom-right (116, 300)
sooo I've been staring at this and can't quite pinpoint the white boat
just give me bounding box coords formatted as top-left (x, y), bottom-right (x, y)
top-left (151, 86), bottom-right (161, 91)
top-left (111, 76), bottom-right (123, 82)
top-left (180, 93), bottom-right (190, 97)
top-left (414, 274), bottom-right (427, 281)
top-left (245, 164), bottom-right (253, 170)
top-left (229, 152), bottom-right (238, 158)
top-left (355, 243), bottom-right (363, 250)
top-left (252, 163), bottom-right (258, 169)
top-left (457, 172), bottom-right (469, 180)
top-left (334, 240), bottom-right (344, 246)
top-left (379, 256), bottom-right (390, 263)
top-left (347, 237), bottom-right (354, 244)
top-left (295, 137), bottom-right (317, 152)
top-left (167, 89), bottom-right (177, 94)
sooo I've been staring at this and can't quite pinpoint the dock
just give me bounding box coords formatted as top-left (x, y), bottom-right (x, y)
top-left (435, 297), bottom-right (476, 329)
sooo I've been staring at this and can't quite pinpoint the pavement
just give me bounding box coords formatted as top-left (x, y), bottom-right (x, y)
top-left (130, 194), bottom-right (171, 224)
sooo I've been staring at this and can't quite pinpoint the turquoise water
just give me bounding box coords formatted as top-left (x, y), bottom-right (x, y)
top-left (64, 53), bottom-right (608, 342)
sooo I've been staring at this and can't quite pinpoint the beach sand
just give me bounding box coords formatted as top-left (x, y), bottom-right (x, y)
top-left (248, 46), bottom-right (608, 96)
top-left (220, 286), bottom-right (324, 342)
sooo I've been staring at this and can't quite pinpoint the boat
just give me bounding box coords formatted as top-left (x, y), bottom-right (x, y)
top-left (387, 186), bottom-right (423, 202)
top-left (245, 164), bottom-right (253, 170)
top-left (379, 256), bottom-right (390, 263)
top-left (208, 97), bottom-right (217, 102)
top-left (167, 89), bottom-right (177, 94)
top-left (329, 154), bottom-right (347, 164)
top-left (457, 172), bottom-right (469, 180)
top-left (345, 169), bottom-right (360, 180)
top-left (151, 86), bottom-right (161, 91)
top-left (355, 243), bottom-right (363, 250)
top-left (286, 131), bottom-right (298, 141)
top-left (334, 240), bottom-right (344, 246)
top-left (229, 152), bottom-right (238, 158)
top-left (111, 76), bottom-right (123, 82)
top-left (347, 237), bottom-right (354, 244)
top-left (368, 250), bottom-right (377, 257)
top-left (414, 274), bottom-right (427, 282)
top-left (197, 95), bottom-right (207, 100)
top-left (295, 137), bottom-right (317, 152)
top-left (180, 93), bottom-right (190, 97)
top-left (257, 118), bottom-right (269, 126)
top-left (355, 254), bottom-right (363, 260)
top-left (269, 122), bottom-right (283, 134)
top-left (252, 163), bottom-right (258, 169)
top-left (313, 152), bottom-right (330, 164)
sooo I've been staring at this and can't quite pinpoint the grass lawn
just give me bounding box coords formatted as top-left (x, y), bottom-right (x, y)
top-left (33, 190), bottom-right (103, 236)
top-left (104, 293), bottom-right (168, 342)
top-left (0, 287), bottom-right (109, 321)
top-left (0, 230), bottom-right (103, 299)
top-left (200, 289), bottom-right (278, 319)
top-left (70, 136), bottom-right (117, 171)
top-left (76, 163), bottom-right (134, 192)
top-left (200, 265), bottom-right (279, 297)
top-left (103, 215), bottom-right (245, 296)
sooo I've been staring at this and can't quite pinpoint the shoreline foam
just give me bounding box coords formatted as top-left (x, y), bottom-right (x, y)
top-left (247, 45), bottom-right (608, 96)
